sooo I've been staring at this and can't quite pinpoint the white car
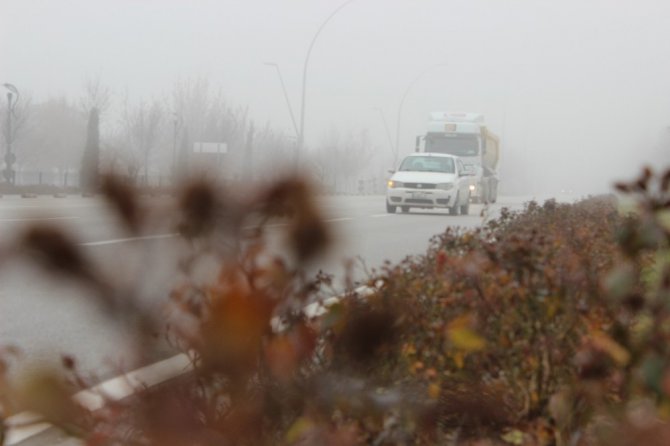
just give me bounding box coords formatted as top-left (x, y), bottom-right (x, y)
top-left (386, 153), bottom-right (473, 215)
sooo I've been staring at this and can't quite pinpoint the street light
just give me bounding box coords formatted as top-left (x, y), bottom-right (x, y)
top-left (373, 107), bottom-right (397, 166)
top-left (3, 83), bottom-right (19, 185)
top-left (394, 64), bottom-right (447, 159)
top-left (298, 0), bottom-right (357, 164)
top-left (264, 62), bottom-right (300, 140)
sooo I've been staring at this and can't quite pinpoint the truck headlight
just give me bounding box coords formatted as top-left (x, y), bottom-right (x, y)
top-left (387, 180), bottom-right (403, 188)
top-left (437, 183), bottom-right (454, 190)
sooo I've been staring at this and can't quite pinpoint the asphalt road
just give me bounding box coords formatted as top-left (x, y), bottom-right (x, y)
top-left (0, 193), bottom-right (562, 381)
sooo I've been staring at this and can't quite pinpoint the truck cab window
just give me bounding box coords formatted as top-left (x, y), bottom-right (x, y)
top-left (426, 135), bottom-right (479, 156)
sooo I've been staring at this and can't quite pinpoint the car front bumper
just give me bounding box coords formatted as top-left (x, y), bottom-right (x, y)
top-left (386, 188), bottom-right (457, 208)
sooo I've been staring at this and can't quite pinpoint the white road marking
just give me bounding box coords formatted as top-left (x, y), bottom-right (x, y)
top-left (0, 203), bottom-right (102, 211)
top-left (262, 222), bottom-right (289, 228)
top-left (81, 234), bottom-right (177, 247)
top-left (249, 217), bottom-right (353, 229)
top-left (0, 216), bottom-right (80, 222)
top-left (79, 216), bottom-right (350, 248)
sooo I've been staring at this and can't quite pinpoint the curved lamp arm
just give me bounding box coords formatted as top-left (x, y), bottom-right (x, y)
top-left (298, 0), bottom-right (358, 156)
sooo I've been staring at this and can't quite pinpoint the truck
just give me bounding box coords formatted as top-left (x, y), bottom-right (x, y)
top-left (415, 111), bottom-right (499, 204)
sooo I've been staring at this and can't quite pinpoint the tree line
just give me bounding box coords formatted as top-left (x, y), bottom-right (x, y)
top-left (1, 77), bottom-right (381, 193)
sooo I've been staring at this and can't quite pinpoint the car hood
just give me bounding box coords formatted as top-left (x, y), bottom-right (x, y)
top-left (391, 171), bottom-right (457, 184)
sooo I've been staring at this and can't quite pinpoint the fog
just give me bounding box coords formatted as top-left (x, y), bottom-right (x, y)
top-left (2, 0), bottom-right (670, 195)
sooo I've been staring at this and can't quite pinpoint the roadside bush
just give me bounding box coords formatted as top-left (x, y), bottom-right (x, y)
top-left (368, 195), bottom-right (624, 442)
top-left (2, 167), bottom-right (670, 445)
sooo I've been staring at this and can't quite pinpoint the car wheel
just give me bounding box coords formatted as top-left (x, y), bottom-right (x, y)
top-left (386, 202), bottom-right (396, 213)
top-left (479, 183), bottom-right (488, 204)
top-left (449, 193), bottom-right (460, 215)
top-left (460, 197), bottom-right (470, 215)
top-left (401, 206), bottom-right (410, 213)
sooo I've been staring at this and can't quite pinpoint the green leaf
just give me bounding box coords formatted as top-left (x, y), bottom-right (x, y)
top-left (603, 263), bottom-right (636, 300)
top-left (501, 429), bottom-right (524, 445)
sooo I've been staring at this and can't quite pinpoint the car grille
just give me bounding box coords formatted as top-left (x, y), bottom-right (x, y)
top-left (406, 199), bottom-right (433, 204)
top-left (404, 183), bottom-right (436, 190)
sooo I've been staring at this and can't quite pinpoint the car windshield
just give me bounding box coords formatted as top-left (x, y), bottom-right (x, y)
top-left (399, 156), bottom-right (455, 173)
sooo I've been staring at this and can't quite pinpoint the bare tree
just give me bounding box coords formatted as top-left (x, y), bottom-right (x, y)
top-left (1, 92), bottom-right (32, 153)
top-left (170, 78), bottom-right (213, 143)
top-left (80, 108), bottom-right (100, 192)
top-left (79, 76), bottom-right (111, 118)
top-left (119, 98), bottom-right (163, 185)
top-left (169, 78), bottom-right (254, 177)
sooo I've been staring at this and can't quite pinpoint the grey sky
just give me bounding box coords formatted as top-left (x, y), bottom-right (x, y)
top-left (3, 0), bottom-right (670, 194)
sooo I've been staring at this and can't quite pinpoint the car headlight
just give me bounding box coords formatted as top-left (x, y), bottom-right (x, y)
top-left (436, 183), bottom-right (454, 190)
top-left (469, 184), bottom-right (476, 192)
top-left (387, 180), bottom-right (403, 188)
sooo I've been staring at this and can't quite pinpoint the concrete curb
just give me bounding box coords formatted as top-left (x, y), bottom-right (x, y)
top-left (5, 354), bottom-right (193, 445)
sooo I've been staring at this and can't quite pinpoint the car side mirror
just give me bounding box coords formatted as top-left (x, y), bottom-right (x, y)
top-left (388, 169), bottom-right (396, 174)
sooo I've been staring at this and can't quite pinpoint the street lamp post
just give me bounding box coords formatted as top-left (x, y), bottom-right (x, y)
top-left (374, 107), bottom-right (397, 166)
top-left (394, 65), bottom-right (447, 160)
top-left (3, 83), bottom-right (19, 185)
top-left (297, 0), bottom-right (357, 165)
top-left (264, 63), bottom-right (300, 139)
top-left (265, 62), bottom-right (301, 166)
